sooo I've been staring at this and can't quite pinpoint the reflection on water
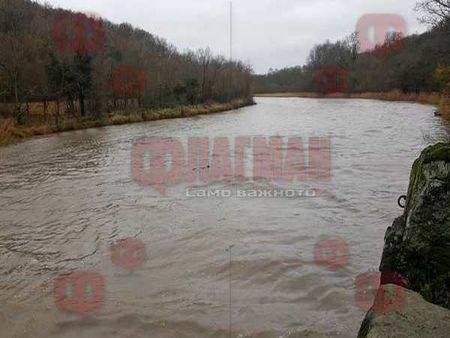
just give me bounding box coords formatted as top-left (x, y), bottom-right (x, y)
top-left (0, 98), bottom-right (448, 337)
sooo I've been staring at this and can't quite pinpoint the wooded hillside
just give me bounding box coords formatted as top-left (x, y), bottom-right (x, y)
top-left (253, 18), bottom-right (449, 95)
top-left (0, 0), bottom-right (253, 124)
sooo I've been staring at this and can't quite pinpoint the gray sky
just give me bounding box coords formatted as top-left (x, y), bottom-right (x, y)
top-left (46, 0), bottom-right (427, 74)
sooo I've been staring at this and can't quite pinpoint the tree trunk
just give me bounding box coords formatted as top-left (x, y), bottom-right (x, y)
top-left (13, 74), bottom-right (22, 124)
top-left (25, 101), bottom-right (29, 123)
top-left (201, 65), bottom-right (207, 100)
top-left (79, 88), bottom-right (85, 118)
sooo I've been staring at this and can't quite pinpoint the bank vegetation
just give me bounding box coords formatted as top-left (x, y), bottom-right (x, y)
top-left (0, 0), bottom-right (254, 144)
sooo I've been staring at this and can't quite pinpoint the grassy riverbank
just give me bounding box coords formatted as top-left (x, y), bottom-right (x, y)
top-left (255, 91), bottom-right (450, 119)
top-left (0, 98), bottom-right (255, 146)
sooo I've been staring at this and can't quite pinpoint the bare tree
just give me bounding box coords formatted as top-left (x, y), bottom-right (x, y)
top-left (197, 48), bottom-right (213, 100)
top-left (415, 0), bottom-right (450, 25)
top-left (0, 0), bottom-right (28, 123)
top-left (0, 0), bottom-right (254, 125)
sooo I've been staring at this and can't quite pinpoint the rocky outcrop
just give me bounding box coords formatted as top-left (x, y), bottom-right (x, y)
top-left (358, 143), bottom-right (450, 337)
top-left (380, 143), bottom-right (450, 308)
top-left (358, 285), bottom-right (450, 338)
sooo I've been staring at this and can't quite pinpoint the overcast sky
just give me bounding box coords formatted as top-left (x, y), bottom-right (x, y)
top-left (46, 0), bottom-right (427, 74)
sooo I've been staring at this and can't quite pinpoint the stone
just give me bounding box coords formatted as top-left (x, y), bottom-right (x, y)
top-left (358, 284), bottom-right (450, 338)
top-left (379, 143), bottom-right (450, 309)
top-left (358, 143), bottom-right (450, 337)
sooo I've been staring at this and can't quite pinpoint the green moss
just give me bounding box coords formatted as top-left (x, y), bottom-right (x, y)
top-left (406, 157), bottom-right (423, 208)
top-left (422, 142), bottom-right (450, 164)
top-left (406, 143), bottom-right (450, 205)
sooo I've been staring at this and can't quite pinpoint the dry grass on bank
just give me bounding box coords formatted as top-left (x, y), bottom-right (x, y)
top-left (349, 91), bottom-right (443, 105)
top-left (438, 96), bottom-right (450, 119)
top-left (0, 98), bottom-right (255, 146)
top-left (0, 118), bottom-right (14, 144)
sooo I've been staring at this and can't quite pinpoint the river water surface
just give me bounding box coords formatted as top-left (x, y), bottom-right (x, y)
top-left (0, 98), bottom-right (448, 338)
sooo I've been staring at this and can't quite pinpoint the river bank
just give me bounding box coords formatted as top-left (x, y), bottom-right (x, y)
top-left (0, 98), bottom-right (255, 146)
top-left (255, 91), bottom-right (450, 119)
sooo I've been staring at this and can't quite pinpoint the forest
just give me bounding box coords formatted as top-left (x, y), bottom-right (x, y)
top-left (0, 0), bottom-right (253, 128)
top-left (253, 1), bottom-right (450, 98)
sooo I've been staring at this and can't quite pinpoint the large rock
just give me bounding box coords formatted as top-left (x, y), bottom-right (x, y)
top-left (380, 142), bottom-right (450, 308)
top-left (358, 284), bottom-right (450, 338)
top-left (358, 143), bottom-right (450, 337)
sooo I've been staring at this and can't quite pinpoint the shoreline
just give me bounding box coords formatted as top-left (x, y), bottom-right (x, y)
top-left (255, 91), bottom-right (449, 118)
top-left (254, 91), bottom-right (440, 104)
top-left (2, 92), bottom-right (449, 147)
top-left (0, 98), bottom-right (255, 147)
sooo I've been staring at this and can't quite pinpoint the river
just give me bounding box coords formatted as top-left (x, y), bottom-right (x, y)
top-left (0, 97), bottom-right (448, 338)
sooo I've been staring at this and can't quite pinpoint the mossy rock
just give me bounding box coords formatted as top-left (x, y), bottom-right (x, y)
top-left (421, 142), bottom-right (450, 164)
top-left (380, 142), bottom-right (450, 309)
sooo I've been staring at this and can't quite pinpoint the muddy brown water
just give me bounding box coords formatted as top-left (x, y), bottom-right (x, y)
top-left (0, 98), bottom-right (448, 338)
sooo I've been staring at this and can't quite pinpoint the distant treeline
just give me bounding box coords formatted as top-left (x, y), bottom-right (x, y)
top-left (253, 18), bottom-right (450, 95)
top-left (0, 0), bottom-right (253, 124)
